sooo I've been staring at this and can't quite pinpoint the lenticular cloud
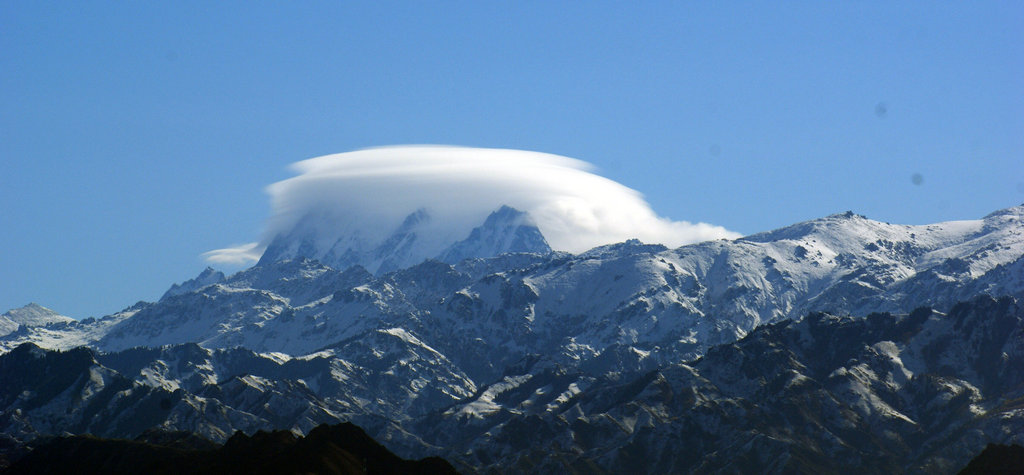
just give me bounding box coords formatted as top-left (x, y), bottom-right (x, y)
top-left (204, 146), bottom-right (740, 265)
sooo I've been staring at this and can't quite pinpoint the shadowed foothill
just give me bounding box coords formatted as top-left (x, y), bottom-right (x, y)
top-left (3, 422), bottom-right (457, 475)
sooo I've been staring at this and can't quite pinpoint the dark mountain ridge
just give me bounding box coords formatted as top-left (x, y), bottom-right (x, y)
top-left (2, 422), bottom-right (456, 475)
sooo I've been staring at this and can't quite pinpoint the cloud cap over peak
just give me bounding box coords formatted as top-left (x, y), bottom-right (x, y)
top-left (205, 146), bottom-right (740, 265)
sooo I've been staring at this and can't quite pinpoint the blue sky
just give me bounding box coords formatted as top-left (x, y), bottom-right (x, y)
top-left (2, 2), bottom-right (1021, 318)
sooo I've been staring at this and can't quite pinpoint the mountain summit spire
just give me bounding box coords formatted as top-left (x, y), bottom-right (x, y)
top-left (438, 206), bottom-right (551, 264)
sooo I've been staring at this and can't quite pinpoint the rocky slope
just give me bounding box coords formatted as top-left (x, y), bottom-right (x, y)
top-left (423, 295), bottom-right (1024, 473)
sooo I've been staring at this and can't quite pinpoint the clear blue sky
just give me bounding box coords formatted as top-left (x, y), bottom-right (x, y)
top-left (2, 2), bottom-right (1021, 318)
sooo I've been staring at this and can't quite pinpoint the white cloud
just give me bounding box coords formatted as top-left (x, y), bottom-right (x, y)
top-left (202, 242), bottom-right (261, 265)
top-left (204, 146), bottom-right (740, 265)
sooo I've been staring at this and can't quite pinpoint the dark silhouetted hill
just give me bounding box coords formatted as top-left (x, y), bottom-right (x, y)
top-left (3, 422), bottom-right (456, 475)
top-left (958, 444), bottom-right (1024, 475)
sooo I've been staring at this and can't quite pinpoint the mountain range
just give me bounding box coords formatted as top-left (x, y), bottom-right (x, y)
top-left (2, 204), bottom-right (1023, 473)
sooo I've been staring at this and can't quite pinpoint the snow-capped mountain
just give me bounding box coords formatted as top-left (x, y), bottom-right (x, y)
top-left (4, 205), bottom-right (1024, 368)
top-left (437, 205), bottom-right (551, 264)
top-left (0, 303), bottom-right (75, 337)
top-left (258, 205), bottom-right (552, 274)
top-left (2, 204), bottom-right (1024, 473)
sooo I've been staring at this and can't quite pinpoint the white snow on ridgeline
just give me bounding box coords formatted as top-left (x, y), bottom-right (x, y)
top-left (741, 206), bottom-right (1024, 282)
top-left (449, 374), bottom-right (533, 420)
top-left (203, 146), bottom-right (740, 265)
top-left (0, 306), bottom-right (137, 353)
top-left (0, 303), bottom-right (75, 335)
top-left (260, 351), bottom-right (293, 364)
top-left (3, 204), bottom-right (1022, 362)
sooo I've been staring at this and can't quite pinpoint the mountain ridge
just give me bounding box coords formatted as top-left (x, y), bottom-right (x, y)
top-left (3, 204), bottom-right (1023, 364)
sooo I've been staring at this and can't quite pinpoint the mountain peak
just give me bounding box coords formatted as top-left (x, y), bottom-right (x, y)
top-left (982, 203), bottom-right (1024, 222)
top-left (488, 204), bottom-right (528, 221)
top-left (579, 238), bottom-right (668, 259)
top-left (437, 205), bottom-right (551, 264)
top-left (400, 207), bottom-right (431, 228)
top-left (15, 302), bottom-right (49, 313)
top-left (162, 267), bottom-right (227, 300)
top-left (740, 210), bottom-right (881, 244)
top-left (1, 303), bottom-right (75, 330)
top-left (825, 210), bottom-right (868, 220)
